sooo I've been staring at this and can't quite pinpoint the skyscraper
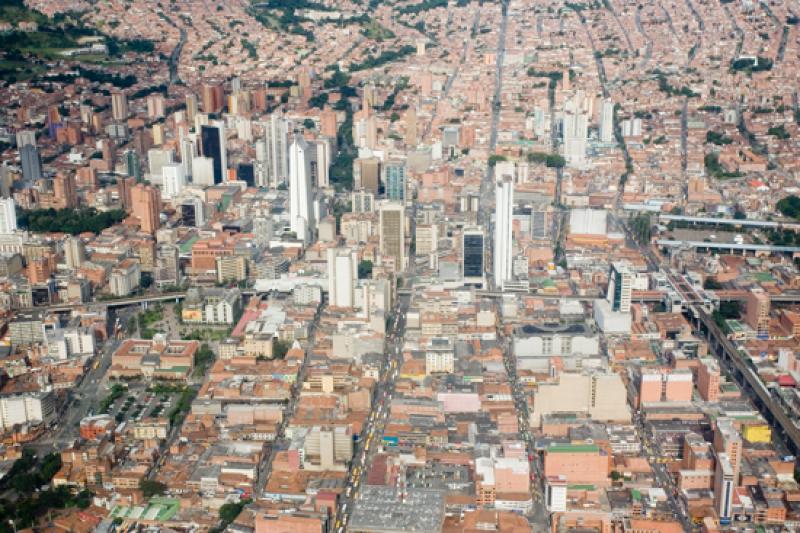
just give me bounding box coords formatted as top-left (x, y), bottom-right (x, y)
top-left (20, 144), bottom-right (42, 182)
top-left (384, 161), bottom-right (406, 201)
top-left (327, 247), bottom-right (358, 308)
top-left (289, 136), bottom-right (314, 244)
top-left (200, 122), bottom-right (226, 184)
top-left (714, 453), bottom-right (734, 526)
top-left (53, 173), bottom-right (77, 209)
top-left (257, 113), bottom-right (290, 188)
top-left (15, 130), bottom-right (36, 149)
top-left (161, 163), bottom-right (186, 200)
top-left (563, 91), bottom-right (589, 169)
top-left (493, 176), bottom-right (514, 289)
top-left (311, 138), bottom-right (332, 189)
top-left (64, 236), bottom-right (85, 268)
top-left (131, 183), bottom-right (161, 234)
top-left (180, 136), bottom-right (196, 179)
top-left (462, 227), bottom-right (484, 281)
top-left (606, 261), bottom-right (632, 313)
top-left (201, 82), bottom-right (224, 114)
top-left (111, 91), bottom-right (129, 121)
top-left (125, 150), bottom-right (142, 181)
top-left (0, 198), bottom-right (17, 235)
top-left (599, 98), bottom-right (614, 143)
top-left (185, 94), bottom-right (198, 124)
top-left (379, 201), bottom-right (405, 270)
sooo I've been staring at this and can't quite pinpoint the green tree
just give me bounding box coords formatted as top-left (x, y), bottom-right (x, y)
top-left (358, 260), bottom-right (373, 279)
top-left (140, 479), bottom-right (167, 498)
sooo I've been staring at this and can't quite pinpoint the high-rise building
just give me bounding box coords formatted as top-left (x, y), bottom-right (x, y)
top-left (289, 136), bottom-right (314, 244)
top-left (200, 122), bottom-right (226, 184)
top-left (351, 190), bottom-right (374, 213)
top-left (563, 91), bottom-right (589, 169)
top-left (118, 176), bottom-right (135, 211)
top-left (53, 173), bottom-right (77, 209)
top-left (181, 197), bottom-right (205, 228)
top-left (0, 198), bottom-right (17, 235)
top-left (311, 138), bottom-right (332, 189)
top-left (493, 175), bottom-right (514, 289)
top-left (405, 107), bottom-right (417, 146)
top-left (599, 97), bottom-right (614, 143)
top-left (185, 94), bottom-right (198, 124)
top-left (147, 148), bottom-right (174, 180)
top-left (161, 163), bottom-right (186, 200)
top-left (327, 247), bottom-right (358, 308)
top-left (384, 161), bottom-right (406, 201)
top-left (15, 130), bottom-right (36, 149)
top-left (354, 157), bottom-right (380, 193)
top-left (111, 91), bottom-right (129, 121)
top-left (131, 183), bottom-right (161, 234)
top-left (320, 108), bottom-right (337, 137)
top-left (146, 94), bottom-right (166, 119)
top-left (201, 82), bottom-right (224, 114)
top-left (607, 261), bottom-right (632, 313)
top-left (20, 144), bottom-right (42, 182)
top-left (180, 136), bottom-right (196, 179)
top-left (379, 201), bottom-right (405, 269)
top-left (256, 113), bottom-right (290, 188)
top-left (745, 289), bottom-right (770, 337)
top-left (462, 227), bottom-right (484, 281)
top-left (64, 236), bottom-right (85, 269)
top-left (125, 150), bottom-right (142, 181)
top-left (714, 453), bottom-right (735, 525)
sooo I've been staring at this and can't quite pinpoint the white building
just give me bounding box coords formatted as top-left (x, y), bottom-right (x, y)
top-left (256, 112), bottom-right (290, 188)
top-left (161, 163), bottom-right (186, 200)
top-left (45, 327), bottom-right (96, 359)
top-left (0, 392), bottom-right (55, 430)
top-left (493, 175), bottom-right (514, 289)
top-left (546, 476), bottom-right (568, 512)
top-left (0, 198), bottom-right (17, 235)
top-left (599, 97), bottom-right (614, 143)
top-left (191, 156), bottom-right (216, 186)
top-left (569, 208), bottom-right (607, 235)
top-left (327, 247), bottom-right (358, 308)
top-left (563, 91), bottom-right (589, 169)
top-left (289, 136), bottom-right (314, 244)
top-left (109, 260), bottom-right (141, 297)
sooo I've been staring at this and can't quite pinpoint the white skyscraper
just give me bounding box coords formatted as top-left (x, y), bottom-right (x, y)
top-left (599, 98), bottom-right (614, 143)
top-left (327, 247), bottom-right (358, 308)
top-left (493, 175), bottom-right (514, 289)
top-left (563, 91), bottom-right (589, 169)
top-left (161, 163), bottom-right (186, 200)
top-left (180, 136), bottom-right (196, 179)
top-left (257, 113), bottom-right (290, 188)
top-left (289, 136), bottom-right (314, 244)
top-left (312, 138), bottom-right (332, 189)
top-left (0, 198), bottom-right (17, 235)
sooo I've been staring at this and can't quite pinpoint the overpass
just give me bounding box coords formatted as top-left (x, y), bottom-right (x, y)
top-left (659, 214), bottom-right (800, 231)
top-left (691, 305), bottom-right (800, 455)
top-left (657, 239), bottom-right (800, 254)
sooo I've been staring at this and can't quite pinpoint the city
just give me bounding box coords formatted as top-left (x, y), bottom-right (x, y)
top-left (0, 0), bottom-right (798, 532)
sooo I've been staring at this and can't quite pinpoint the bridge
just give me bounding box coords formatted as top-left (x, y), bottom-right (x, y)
top-left (659, 214), bottom-right (800, 231)
top-left (657, 239), bottom-right (800, 254)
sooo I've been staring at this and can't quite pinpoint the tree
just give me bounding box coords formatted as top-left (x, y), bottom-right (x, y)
top-left (140, 479), bottom-right (167, 498)
top-left (272, 339), bottom-right (291, 359)
top-left (358, 260), bottom-right (373, 279)
top-left (777, 195), bottom-right (800, 220)
top-left (303, 118), bottom-right (316, 130)
top-left (703, 277), bottom-right (723, 290)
